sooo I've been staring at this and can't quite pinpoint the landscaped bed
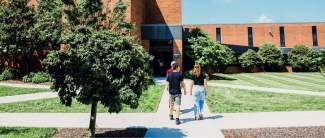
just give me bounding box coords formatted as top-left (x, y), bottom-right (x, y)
top-left (221, 126), bottom-right (325, 138)
top-left (206, 87), bottom-right (325, 113)
top-left (0, 127), bottom-right (147, 138)
top-left (0, 85), bottom-right (164, 113)
top-left (210, 72), bottom-right (325, 92)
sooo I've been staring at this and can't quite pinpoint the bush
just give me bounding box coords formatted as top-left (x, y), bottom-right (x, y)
top-left (287, 44), bottom-right (319, 72)
top-left (184, 70), bottom-right (192, 79)
top-left (239, 49), bottom-right (262, 73)
top-left (218, 44), bottom-right (236, 72)
top-left (0, 68), bottom-right (20, 81)
top-left (22, 72), bottom-right (35, 82)
top-left (258, 42), bottom-right (284, 72)
top-left (31, 71), bottom-right (51, 84)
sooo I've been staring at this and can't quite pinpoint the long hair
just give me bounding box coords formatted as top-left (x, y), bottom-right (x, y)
top-left (191, 64), bottom-right (201, 77)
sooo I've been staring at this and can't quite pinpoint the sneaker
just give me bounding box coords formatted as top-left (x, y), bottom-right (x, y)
top-left (199, 114), bottom-right (203, 119)
top-left (175, 118), bottom-right (181, 125)
top-left (169, 114), bottom-right (173, 120)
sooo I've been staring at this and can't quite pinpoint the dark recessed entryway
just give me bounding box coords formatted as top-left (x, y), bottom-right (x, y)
top-left (150, 40), bottom-right (173, 77)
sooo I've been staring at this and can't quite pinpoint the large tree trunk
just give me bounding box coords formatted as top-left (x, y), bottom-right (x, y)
top-left (88, 101), bottom-right (98, 137)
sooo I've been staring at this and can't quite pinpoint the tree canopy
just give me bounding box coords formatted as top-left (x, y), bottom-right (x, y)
top-left (184, 27), bottom-right (233, 73)
top-left (43, 0), bottom-right (154, 136)
top-left (258, 42), bottom-right (284, 72)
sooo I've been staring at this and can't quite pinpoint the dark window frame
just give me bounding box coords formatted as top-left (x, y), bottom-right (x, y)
top-left (279, 27), bottom-right (285, 47)
top-left (312, 26), bottom-right (318, 46)
top-left (248, 27), bottom-right (253, 47)
top-left (216, 28), bottom-right (221, 44)
top-left (185, 28), bottom-right (190, 38)
top-left (149, 39), bottom-right (173, 47)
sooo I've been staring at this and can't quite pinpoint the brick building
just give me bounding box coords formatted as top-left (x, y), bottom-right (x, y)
top-left (13, 0), bottom-right (325, 75)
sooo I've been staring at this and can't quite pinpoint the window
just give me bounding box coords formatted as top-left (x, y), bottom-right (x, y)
top-left (312, 26), bottom-right (318, 46)
top-left (216, 28), bottom-right (221, 43)
top-left (279, 27), bottom-right (285, 47)
top-left (185, 28), bottom-right (190, 38)
top-left (248, 27), bottom-right (253, 46)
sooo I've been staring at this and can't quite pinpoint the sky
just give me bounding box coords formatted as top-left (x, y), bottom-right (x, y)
top-left (182, 0), bottom-right (325, 24)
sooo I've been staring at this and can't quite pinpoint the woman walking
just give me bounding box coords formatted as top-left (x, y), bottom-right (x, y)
top-left (189, 64), bottom-right (208, 120)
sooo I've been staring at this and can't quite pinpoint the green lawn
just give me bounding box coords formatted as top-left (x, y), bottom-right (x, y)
top-left (206, 86), bottom-right (325, 113)
top-left (0, 127), bottom-right (56, 138)
top-left (0, 86), bottom-right (51, 97)
top-left (210, 72), bottom-right (325, 91)
top-left (0, 85), bottom-right (164, 113)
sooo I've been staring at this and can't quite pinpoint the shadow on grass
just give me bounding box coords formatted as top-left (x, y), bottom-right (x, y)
top-left (209, 75), bottom-right (237, 81)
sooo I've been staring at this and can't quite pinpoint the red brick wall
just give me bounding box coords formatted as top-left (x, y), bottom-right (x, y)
top-left (183, 23), bottom-right (325, 47)
top-left (142, 40), bottom-right (150, 53)
top-left (130, 0), bottom-right (145, 41)
top-left (173, 39), bottom-right (183, 73)
top-left (145, 0), bottom-right (182, 24)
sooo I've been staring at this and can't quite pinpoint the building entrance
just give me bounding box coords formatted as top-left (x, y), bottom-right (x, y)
top-left (150, 39), bottom-right (173, 77)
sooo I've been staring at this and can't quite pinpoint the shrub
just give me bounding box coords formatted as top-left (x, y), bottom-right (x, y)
top-left (184, 70), bottom-right (192, 79)
top-left (287, 44), bottom-right (319, 72)
top-left (31, 71), bottom-right (51, 84)
top-left (239, 49), bottom-right (262, 73)
top-left (0, 68), bottom-right (20, 81)
top-left (22, 72), bottom-right (35, 83)
top-left (258, 42), bottom-right (284, 72)
top-left (218, 44), bottom-right (236, 72)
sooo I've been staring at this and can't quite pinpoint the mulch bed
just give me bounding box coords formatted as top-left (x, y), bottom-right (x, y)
top-left (51, 128), bottom-right (148, 138)
top-left (221, 126), bottom-right (325, 138)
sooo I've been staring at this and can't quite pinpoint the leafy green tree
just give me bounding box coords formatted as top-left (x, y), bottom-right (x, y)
top-left (34, 0), bottom-right (64, 51)
top-left (239, 49), bottom-right (262, 73)
top-left (316, 50), bottom-right (325, 77)
top-left (287, 44), bottom-right (319, 72)
top-left (184, 27), bottom-right (228, 73)
top-left (218, 44), bottom-right (236, 72)
top-left (0, 0), bottom-right (37, 73)
top-left (258, 42), bottom-right (284, 72)
top-left (43, 0), bottom-right (154, 137)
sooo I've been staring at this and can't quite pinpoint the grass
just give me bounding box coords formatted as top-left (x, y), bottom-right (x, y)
top-left (210, 72), bottom-right (325, 92)
top-left (0, 85), bottom-right (164, 113)
top-left (0, 86), bottom-right (51, 97)
top-left (0, 127), bottom-right (56, 138)
top-left (206, 86), bottom-right (325, 113)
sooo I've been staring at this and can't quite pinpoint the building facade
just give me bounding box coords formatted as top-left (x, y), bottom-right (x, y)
top-left (25, 0), bottom-right (325, 75)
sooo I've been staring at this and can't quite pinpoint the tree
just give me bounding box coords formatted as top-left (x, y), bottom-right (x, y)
top-left (184, 27), bottom-right (228, 73)
top-left (287, 44), bottom-right (319, 72)
top-left (258, 42), bottom-right (284, 72)
top-left (316, 50), bottom-right (325, 77)
top-left (0, 0), bottom-right (38, 73)
top-left (218, 44), bottom-right (236, 72)
top-left (43, 0), bottom-right (154, 137)
top-left (34, 0), bottom-right (64, 52)
top-left (239, 49), bottom-right (262, 73)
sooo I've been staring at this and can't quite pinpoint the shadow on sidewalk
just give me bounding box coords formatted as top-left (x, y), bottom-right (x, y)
top-left (181, 107), bottom-right (193, 114)
top-left (181, 114), bottom-right (224, 124)
top-left (143, 126), bottom-right (187, 137)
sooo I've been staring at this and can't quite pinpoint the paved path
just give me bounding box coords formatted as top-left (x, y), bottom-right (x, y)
top-left (0, 92), bottom-right (57, 104)
top-left (144, 80), bottom-right (225, 137)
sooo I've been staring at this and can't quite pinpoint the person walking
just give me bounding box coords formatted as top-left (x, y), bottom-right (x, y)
top-left (166, 63), bottom-right (187, 125)
top-left (166, 61), bottom-right (176, 108)
top-left (189, 63), bottom-right (208, 120)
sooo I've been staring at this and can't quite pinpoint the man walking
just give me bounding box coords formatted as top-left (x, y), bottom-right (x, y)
top-left (166, 63), bottom-right (187, 125)
top-left (166, 61), bottom-right (176, 108)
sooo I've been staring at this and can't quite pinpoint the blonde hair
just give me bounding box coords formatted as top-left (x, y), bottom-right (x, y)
top-left (191, 64), bottom-right (201, 77)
